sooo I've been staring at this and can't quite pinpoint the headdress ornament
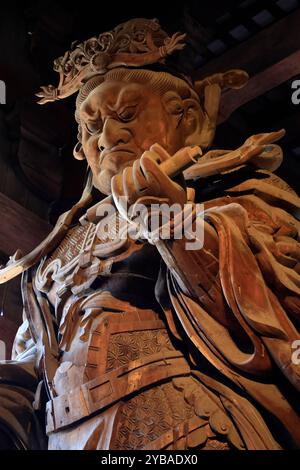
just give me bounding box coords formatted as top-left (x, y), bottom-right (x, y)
top-left (36, 18), bottom-right (187, 104)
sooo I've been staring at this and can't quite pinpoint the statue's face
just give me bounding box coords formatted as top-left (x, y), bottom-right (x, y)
top-left (80, 81), bottom-right (187, 194)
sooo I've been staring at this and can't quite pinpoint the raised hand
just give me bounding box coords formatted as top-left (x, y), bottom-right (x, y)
top-left (111, 143), bottom-right (188, 222)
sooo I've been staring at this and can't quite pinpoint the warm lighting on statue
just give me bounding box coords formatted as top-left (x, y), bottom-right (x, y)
top-left (0, 17), bottom-right (299, 451)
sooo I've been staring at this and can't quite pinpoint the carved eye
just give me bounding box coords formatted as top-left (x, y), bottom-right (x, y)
top-left (118, 106), bottom-right (137, 122)
top-left (85, 120), bottom-right (102, 135)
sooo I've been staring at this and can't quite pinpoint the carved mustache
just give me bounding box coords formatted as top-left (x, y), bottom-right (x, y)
top-left (99, 146), bottom-right (139, 170)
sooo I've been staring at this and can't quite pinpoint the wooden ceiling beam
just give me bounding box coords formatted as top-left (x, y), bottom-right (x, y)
top-left (198, 9), bottom-right (300, 78)
top-left (218, 48), bottom-right (300, 123)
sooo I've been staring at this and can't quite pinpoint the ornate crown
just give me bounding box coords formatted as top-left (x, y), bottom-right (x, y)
top-left (36, 18), bottom-right (186, 104)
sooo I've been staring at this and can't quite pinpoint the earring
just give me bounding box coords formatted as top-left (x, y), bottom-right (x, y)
top-left (73, 142), bottom-right (86, 160)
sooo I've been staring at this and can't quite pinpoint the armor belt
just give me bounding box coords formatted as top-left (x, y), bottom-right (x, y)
top-left (46, 350), bottom-right (190, 434)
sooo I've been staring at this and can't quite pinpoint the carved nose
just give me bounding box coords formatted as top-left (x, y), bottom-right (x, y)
top-left (98, 118), bottom-right (131, 150)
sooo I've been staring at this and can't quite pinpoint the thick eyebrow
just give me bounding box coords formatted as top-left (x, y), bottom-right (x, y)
top-left (79, 87), bottom-right (142, 121)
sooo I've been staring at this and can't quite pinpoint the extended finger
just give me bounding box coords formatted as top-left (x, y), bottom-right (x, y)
top-left (132, 159), bottom-right (149, 194)
top-left (149, 143), bottom-right (171, 163)
top-left (111, 174), bottom-right (127, 218)
top-left (141, 151), bottom-right (186, 205)
top-left (123, 166), bottom-right (138, 204)
top-left (140, 151), bottom-right (162, 195)
top-left (111, 173), bottom-right (123, 198)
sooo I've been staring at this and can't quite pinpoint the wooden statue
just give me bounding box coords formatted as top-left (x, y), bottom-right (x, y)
top-left (0, 18), bottom-right (299, 450)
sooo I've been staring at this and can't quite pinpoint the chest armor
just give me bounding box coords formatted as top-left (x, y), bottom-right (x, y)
top-left (32, 219), bottom-right (187, 426)
top-left (30, 215), bottom-right (241, 450)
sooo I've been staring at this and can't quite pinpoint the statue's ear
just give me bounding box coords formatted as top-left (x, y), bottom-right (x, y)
top-left (181, 98), bottom-right (206, 147)
top-left (181, 85), bottom-right (223, 149)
